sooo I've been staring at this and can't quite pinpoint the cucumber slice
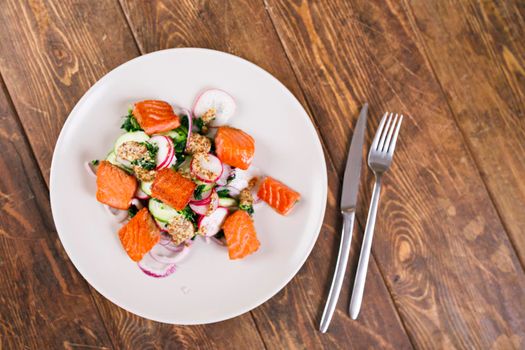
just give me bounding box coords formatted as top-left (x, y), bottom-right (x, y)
top-left (194, 181), bottom-right (215, 192)
top-left (162, 129), bottom-right (186, 141)
top-left (114, 131), bottom-right (150, 152)
top-left (106, 151), bottom-right (131, 171)
top-left (106, 151), bottom-right (119, 166)
top-left (140, 181), bottom-right (153, 196)
top-left (218, 197), bottom-right (237, 207)
top-left (148, 199), bottom-right (179, 223)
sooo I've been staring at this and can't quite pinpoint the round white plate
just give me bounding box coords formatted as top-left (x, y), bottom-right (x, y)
top-left (50, 48), bottom-right (327, 324)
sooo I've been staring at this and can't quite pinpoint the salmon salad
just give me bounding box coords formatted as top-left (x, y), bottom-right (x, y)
top-left (86, 89), bottom-right (301, 277)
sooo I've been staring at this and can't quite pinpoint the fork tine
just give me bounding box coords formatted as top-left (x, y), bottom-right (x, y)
top-left (372, 112), bottom-right (389, 150)
top-left (377, 112), bottom-right (393, 151)
top-left (381, 113), bottom-right (398, 152)
top-left (387, 114), bottom-right (403, 155)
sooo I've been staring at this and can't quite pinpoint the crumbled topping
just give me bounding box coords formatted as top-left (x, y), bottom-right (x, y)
top-left (133, 166), bottom-right (156, 182)
top-left (186, 133), bottom-right (211, 155)
top-left (192, 152), bottom-right (217, 181)
top-left (117, 141), bottom-right (149, 162)
top-left (206, 191), bottom-right (219, 216)
top-left (248, 177), bottom-right (259, 190)
top-left (239, 188), bottom-right (253, 207)
top-left (167, 215), bottom-right (195, 245)
top-left (201, 108), bottom-right (216, 124)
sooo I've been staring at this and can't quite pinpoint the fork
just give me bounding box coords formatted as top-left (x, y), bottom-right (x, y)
top-left (349, 112), bottom-right (403, 320)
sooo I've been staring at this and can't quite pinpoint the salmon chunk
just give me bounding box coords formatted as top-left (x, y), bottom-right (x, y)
top-left (215, 126), bottom-right (255, 170)
top-left (222, 210), bottom-right (260, 259)
top-left (118, 208), bottom-right (161, 262)
top-left (151, 168), bottom-right (196, 210)
top-left (133, 100), bottom-right (180, 135)
top-left (257, 176), bottom-right (300, 215)
top-left (96, 161), bottom-right (137, 210)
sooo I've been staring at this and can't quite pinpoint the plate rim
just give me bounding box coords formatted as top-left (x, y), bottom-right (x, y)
top-left (50, 47), bottom-right (327, 324)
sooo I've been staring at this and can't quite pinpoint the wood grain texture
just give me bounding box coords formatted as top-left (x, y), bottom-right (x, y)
top-left (405, 0), bottom-right (525, 266)
top-left (0, 79), bottom-right (113, 349)
top-left (264, 0), bottom-right (525, 348)
top-left (120, 0), bottom-right (413, 348)
top-left (0, 1), bottom-right (265, 349)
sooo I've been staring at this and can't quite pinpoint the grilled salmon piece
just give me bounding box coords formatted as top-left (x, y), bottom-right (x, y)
top-left (133, 100), bottom-right (180, 135)
top-left (222, 210), bottom-right (260, 259)
top-left (151, 168), bottom-right (196, 210)
top-left (118, 208), bottom-right (161, 262)
top-left (215, 126), bottom-right (255, 170)
top-left (257, 176), bottom-right (300, 215)
top-left (96, 160), bottom-right (137, 210)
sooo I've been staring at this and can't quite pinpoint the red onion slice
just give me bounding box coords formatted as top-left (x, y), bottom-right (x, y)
top-left (104, 205), bottom-right (128, 223)
top-left (85, 161), bottom-right (98, 178)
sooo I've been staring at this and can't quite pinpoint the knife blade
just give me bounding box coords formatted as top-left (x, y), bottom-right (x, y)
top-left (319, 103), bottom-right (368, 333)
top-left (341, 103), bottom-right (368, 211)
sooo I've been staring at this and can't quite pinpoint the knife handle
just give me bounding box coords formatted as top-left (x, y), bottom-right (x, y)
top-left (319, 210), bottom-right (355, 333)
top-left (349, 177), bottom-right (382, 320)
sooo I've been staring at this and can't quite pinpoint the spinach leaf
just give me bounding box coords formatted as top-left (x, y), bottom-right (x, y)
top-left (194, 184), bottom-right (206, 200)
top-left (91, 159), bottom-right (99, 166)
top-left (240, 204), bottom-right (254, 215)
top-left (128, 205), bottom-right (139, 218)
top-left (131, 158), bottom-right (156, 170)
top-left (121, 110), bottom-right (142, 132)
top-left (194, 117), bottom-right (204, 133)
top-left (143, 141), bottom-right (159, 159)
top-left (217, 189), bottom-right (230, 198)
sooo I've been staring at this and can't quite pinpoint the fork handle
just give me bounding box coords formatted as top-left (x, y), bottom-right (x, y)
top-left (349, 176), bottom-right (382, 319)
top-left (319, 210), bottom-right (355, 333)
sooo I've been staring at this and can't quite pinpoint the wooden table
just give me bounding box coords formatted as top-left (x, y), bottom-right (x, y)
top-left (1, 1), bottom-right (524, 349)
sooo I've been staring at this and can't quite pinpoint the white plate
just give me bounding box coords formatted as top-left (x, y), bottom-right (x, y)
top-left (50, 48), bottom-right (327, 324)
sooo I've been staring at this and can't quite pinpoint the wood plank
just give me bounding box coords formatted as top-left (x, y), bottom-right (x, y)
top-left (405, 0), bottom-right (525, 266)
top-left (120, 0), bottom-right (413, 348)
top-left (0, 79), bottom-right (113, 348)
top-left (0, 1), bottom-right (265, 349)
top-left (264, 0), bottom-right (525, 348)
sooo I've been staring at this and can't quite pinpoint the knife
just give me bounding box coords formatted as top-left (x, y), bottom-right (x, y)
top-left (319, 103), bottom-right (368, 333)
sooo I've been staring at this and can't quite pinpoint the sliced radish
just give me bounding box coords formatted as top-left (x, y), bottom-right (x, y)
top-left (148, 135), bottom-right (174, 169)
top-left (189, 202), bottom-right (209, 216)
top-left (192, 89), bottom-right (236, 126)
top-left (130, 198), bottom-right (144, 210)
top-left (135, 187), bottom-right (150, 200)
top-left (190, 153), bottom-right (223, 183)
top-left (227, 166), bottom-right (262, 192)
top-left (197, 207), bottom-right (228, 236)
top-left (216, 163), bottom-right (232, 186)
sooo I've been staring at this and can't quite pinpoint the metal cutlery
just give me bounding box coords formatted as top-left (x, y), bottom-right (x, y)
top-left (349, 112), bottom-right (403, 320)
top-left (319, 103), bottom-right (368, 333)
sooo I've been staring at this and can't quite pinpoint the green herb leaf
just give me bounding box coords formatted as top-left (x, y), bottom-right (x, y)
top-left (128, 205), bottom-right (139, 218)
top-left (239, 204), bottom-right (254, 215)
top-left (178, 205), bottom-right (198, 229)
top-left (131, 158), bottom-right (156, 170)
top-left (91, 159), bottom-right (99, 166)
top-left (143, 141), bottom-right (159, 159)
top-left (194, 184), bottom-right (206, 200)
top-left (121, 110), bottom-right (142, 132)
top-left (217, 189), bottom-right (230, 198)
top-left (194, 118), bottom-right (204, 133)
